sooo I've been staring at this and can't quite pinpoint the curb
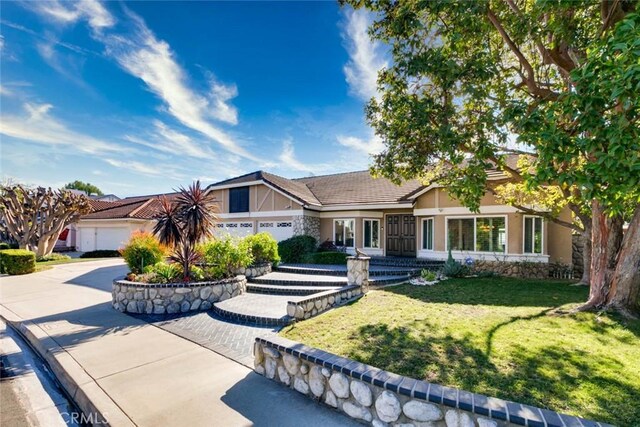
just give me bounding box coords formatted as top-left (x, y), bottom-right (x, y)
top-left (0, 305), bottom-right (136, 427)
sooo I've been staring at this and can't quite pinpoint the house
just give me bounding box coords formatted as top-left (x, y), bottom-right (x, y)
top-left (90, 194), bottom-right (121, 202)
top-left (75, 168), bottom-right (572, 266)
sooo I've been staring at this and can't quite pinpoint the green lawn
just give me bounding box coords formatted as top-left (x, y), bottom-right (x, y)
top-left (35, 257), bottom-right (117, 272)
top-left (281, 278), bottom-right (640, 426)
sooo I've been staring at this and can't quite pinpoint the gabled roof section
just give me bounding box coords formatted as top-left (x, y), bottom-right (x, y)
top-left (295, 171), bottom-right (423, 206)
top-left (81, 193), bottom-right (178, 220)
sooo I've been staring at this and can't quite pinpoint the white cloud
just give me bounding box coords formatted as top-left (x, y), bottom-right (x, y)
top-left (29, 0), bottom-right (115, 31)
top-left (125, 120), bottom-right (219, 160)
top-left (0, 102), bottom-right (125, 155)
top-left (342, 8), bottom-right (388, 102)
top-left (336, 133), bottom-right (385, 156)
top-left (278, 138), bottom-right (331, 174)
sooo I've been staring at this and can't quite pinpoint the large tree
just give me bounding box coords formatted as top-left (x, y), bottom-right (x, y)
top-left (0, 185), bottom-right (92, 257)
top-left (64, 180), bottom-right (104, 196)
top-left (344, 0), bottom-right (639, 315)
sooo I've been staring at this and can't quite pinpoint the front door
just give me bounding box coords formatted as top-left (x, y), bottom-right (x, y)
top-left (386, 215), bottom-right (416, 257)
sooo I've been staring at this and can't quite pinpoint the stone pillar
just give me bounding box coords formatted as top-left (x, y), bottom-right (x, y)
top-left (347, 256), bottom-right (370, 293)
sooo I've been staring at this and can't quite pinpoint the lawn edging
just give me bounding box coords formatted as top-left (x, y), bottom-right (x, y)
top-left (0, 306), bottom-right (134, 427)
top-left (286, 285), bottom-right (363, 320)
top-left (253, 335), bottom-right (612, 427)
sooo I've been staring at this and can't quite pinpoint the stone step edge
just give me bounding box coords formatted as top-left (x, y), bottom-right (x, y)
top-left (211, 303), bottom-right (292, 326)
top-left (247, 284), bottom-right (340, 296)
top-left (274, 266), bottom-right (420, 277)
top-left (251, 278), bottom-right (349, 287)
top-left (254, 335), bottom-right (612, 427)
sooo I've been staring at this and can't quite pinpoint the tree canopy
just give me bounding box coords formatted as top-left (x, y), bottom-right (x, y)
top-left (64, 180), bottom-right (104, 196)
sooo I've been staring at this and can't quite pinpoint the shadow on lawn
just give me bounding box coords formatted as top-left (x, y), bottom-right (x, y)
top-left (347, 321), bottom-right (639, 426)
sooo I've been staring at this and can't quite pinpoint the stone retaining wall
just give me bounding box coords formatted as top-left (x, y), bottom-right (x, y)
top-left (470, 260), bottom-right (549, 279)
top-left (112, 276), bottom-right (247, 315)
top-left (234, 262), bottom-right (271, 279)
top-left (254, 336), bottom-right (608, 427)
top-left (286, 285), bottom-right (363, 320)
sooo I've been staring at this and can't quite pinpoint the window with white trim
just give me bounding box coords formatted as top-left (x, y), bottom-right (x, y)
top-left (363, 219), bottom-right (380, 249)
top-left (422, 218), bottom-right (434, 250)
top-left (524, 216), bottom-right (543, 254)
top-left (447, 216), bottom-right (506, 253)
top-left (334, 219), bottom-right (355, 247)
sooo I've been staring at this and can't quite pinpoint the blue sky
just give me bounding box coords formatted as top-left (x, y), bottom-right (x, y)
top-left (0, 1), bottom-right (387, 196)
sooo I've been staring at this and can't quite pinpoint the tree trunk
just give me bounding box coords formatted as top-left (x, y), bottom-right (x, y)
top-left (579, 225), bottom-right (592, 286)
top-left (584, 200), bottom-right (624, 308)
top-left (605, 204), bottom-right (640, 316)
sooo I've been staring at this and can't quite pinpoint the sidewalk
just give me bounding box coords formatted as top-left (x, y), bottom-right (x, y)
top-left (0, 259), bottom-right (357, 426)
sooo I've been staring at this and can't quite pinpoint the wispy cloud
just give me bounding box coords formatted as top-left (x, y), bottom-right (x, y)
top-left (103, 158), bottom-right (183, 179)
top-left (36, 39), bottom-right (92, 89)
top-left (341, 8), bottom-right (388, 102)
top-left (336, 133), bottom-right (385, 156)
top-left (124, 120), bottom-right (218, 160)
top-left (278, 138), bottom-right (331, 175)
top-left (0, 102), bottom-right (125, 155)
top-left (27, 0), bottom-right (115, 32)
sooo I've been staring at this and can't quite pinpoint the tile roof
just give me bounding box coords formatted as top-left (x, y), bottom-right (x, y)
top-left (82, 193), bottom-right (178, 220)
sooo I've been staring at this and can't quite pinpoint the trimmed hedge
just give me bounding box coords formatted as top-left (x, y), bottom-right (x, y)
top-left (278, 235), bottom-right (317, 263)
top-left (0, 249), bottom-right (36, 275)
top-left (80, 250), bottom-right (122, 258)
top-left (0, 243), bottom-right (11, 250)
top-left (305, 251), bottom-right (348, 265)
top-left (244, 232), bottom-right (280, 265)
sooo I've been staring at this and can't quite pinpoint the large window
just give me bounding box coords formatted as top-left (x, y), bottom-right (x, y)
top-left (422, 218), bottom-right (434, 250)
top-left (334, 219), bottom-right (355, 247)
top-left (229, 187), bottom-right (249, 213)
top-left (447, 216), bottom-right (506, 253)
top-left (524, 216), bottom-right (543, 254)
top-left (363, 219), bottom-right (380, 248)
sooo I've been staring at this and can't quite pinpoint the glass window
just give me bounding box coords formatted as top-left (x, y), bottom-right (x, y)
top-left (448, 218), bottom-right (474, 251)
top-left (422, 218), bottom-right (434, 250)
top-left (524, 216), bottom-right (543, 254)
top-left (364, 219), bottom-right (380, 248)
top-left (334, 219), bottom-right (355, 247)
top-left (229, 187), bottom-right (249, 213)
top-left (476, 217), bottom-right (506, 252)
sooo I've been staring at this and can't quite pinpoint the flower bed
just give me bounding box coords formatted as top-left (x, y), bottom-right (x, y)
top-left (112, 276), bottom-right (247, 315)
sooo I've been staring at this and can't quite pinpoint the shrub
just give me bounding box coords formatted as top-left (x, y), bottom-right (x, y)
top-left (244, 232), bottom-right (280, 265)
top-left (80, 250), bottom-right (121, 258)
top-left (0, 243), bottom-right (11, 250)
top-left (318, 239), bottom-right (340, 252)
top-left (120, 231), bottom-right (166, 274)
top-left (443, 249), bottom-right (469, 278)
top-left (421, 269), bottom-right (438, 281)
top-left (278, 235), bottom-right (317, 263)
top-left (0, 249), bottom-right (36, 275)
top-left (36, 253), bottom-right (71, 262)
top-left (143, 262), bottom-right (182, 283)
top-left (199, 237), bottom-right (253, 279)
top-left (305, 251), bottom-right (348, 265)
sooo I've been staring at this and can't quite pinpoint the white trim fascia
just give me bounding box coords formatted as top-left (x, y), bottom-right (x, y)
top-left (302, 209), bottom-right (320, 218)
top-left (207, 180), bottom-right (263, 191)
top-left (218, 210), bottom-right (303, 219)
top-left (416, 206), bottom-right (517, 216)
top-left (416, 250), bottom-right (550, 263)
top-left (319, 211), bottom-right (384, 219)
top-left (319, 202), bottom-right (414, 211)
top-left (406, 184), bottom-right (442, 200)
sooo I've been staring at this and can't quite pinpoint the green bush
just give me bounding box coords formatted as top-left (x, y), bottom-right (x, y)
top-left (244, 232), bottom-right (280, 265)
top-left (0, 243), bottom-right (11, 250)
top-left (142, 262), bottom-right (182, 283)
top-left (120, 231), bottom-right (166, 274)
top-left (421, 269), bottom-right (438, 281)
top-left (199, 237), bottom-right (253, 279)
top-left (442, 249), bottom-right (468, 278)
top-left (0, 249), bottom-right (36, 275)
top-left (36, 253), bottom-right (71, 262)
top-left (305, 251), bottom-right (348, 265)
top-left (80, 250), bottom-right (121, 258)
top-left (278, 235), bottom-right (317, 263)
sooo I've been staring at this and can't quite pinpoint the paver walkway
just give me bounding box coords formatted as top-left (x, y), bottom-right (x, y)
top-left (0, 260), bottom-right (358, 427)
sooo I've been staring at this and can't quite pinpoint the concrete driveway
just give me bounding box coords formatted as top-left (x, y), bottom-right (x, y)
top-left (0, 259), bottom-right (357, 426)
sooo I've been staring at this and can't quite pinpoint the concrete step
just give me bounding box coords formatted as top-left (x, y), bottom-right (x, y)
top-left (368, 275), bottom-right (412, 286)
top-left (212, 293), bottom-right (303, 326)
top-left (246, 283), bottom-right (341, 296)
top-left (252, 272), bottom-right (349, 287)
top-left (369, 257), bottom-right (445, 270)
top-left (274, 264), bottom-right (420, 277)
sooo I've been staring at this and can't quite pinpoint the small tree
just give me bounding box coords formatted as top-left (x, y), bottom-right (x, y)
top-left (64, 180), bottom-right (104, 196)
top-left (153, 181), bottom-right (217, 280)
top-left (0, 185), bottom-right (92, 257)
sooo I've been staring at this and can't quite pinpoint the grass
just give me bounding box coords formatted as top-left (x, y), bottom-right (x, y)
top-left (35, 257), bottom-right (116, 272)
top-left (281, 278), bottom-right (640, 426)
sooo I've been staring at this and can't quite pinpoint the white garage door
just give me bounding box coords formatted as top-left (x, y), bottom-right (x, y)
top-left (215, 222), bottom-right (254, 239)
top-left (258, 221), bottom-right (293, 242)
top-left (95, 227), bottom-right (131, 250)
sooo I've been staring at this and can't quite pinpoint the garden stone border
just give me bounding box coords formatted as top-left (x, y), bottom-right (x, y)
top-left (254, 335), bottom-right (612, 427)
top-left (286, 285), bottom-right (362, 321)
top-left (112, 276), bottom-right (247, 315)
top-left (234, 262), bottom-right (272, 279)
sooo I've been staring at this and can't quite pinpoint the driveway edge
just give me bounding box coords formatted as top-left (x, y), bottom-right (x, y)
top-left (0, 305), bottom-right (136, 427)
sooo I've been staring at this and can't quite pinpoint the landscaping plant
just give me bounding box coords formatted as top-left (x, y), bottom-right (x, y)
top-left (120, 231), bottom-right (166, 274)
top-left (36, 253), bottom-right (71, 262)
top-left (0, 249), bottom-right (36, 275)
top-left (153, 181), bottom-right (217, 280)
top-left (420, 269), bottom-right (438, 282)
top-left (442, 249), bottom-right (468, 278)
top-left (244, 232), bottom-right (280, 265)
top-left (198, 237), bottom-right (253, 279)
top-left (305, 251), bottom-right (348, 265)
top-left (277, 235), bottom-right (317, 263)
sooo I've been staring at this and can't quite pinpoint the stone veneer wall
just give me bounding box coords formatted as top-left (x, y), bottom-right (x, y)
top-left (112, 276), bottom-right (246, 315)
top-left (471, 260), bottom-right (549, 279)
top-left (286, 285), bottom-right (363, 320)
top-left (254, 336), bottom-right (609, 427)
top-left (234, 262), bottom-right (271, 279)
top-left (293, 215), bottom-right (320, 242)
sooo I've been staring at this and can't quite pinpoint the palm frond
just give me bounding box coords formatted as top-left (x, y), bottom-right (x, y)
top-left (175, 180), bottom-right (218, 244)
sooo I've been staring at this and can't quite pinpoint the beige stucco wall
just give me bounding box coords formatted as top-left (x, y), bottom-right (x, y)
top-left (208, 184), bottom-right (302, 214)
top-left (546, 208), bottom-right (573, 264)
